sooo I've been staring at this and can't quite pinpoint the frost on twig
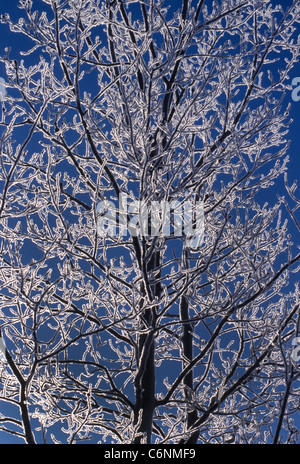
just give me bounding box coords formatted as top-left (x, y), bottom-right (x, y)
top-left (0, 0), bottom-right (299, 444)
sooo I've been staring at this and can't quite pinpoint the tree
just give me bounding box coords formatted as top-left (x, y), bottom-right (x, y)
top-left (0, 0), bottom-right (299, 444)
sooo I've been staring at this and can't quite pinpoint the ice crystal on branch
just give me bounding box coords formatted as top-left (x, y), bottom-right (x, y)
top-left (0, 0), bottom-right (299, 444)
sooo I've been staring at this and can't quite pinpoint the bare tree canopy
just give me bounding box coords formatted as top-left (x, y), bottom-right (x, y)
top-left (0, 0), bottom-right (299, 444)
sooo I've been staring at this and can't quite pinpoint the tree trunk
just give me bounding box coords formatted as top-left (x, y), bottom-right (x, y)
top-left (133, 247), bottom-right (160, 443)
top-left (179, 294), bottom-right (199, 444)
top-left (133, 308), bottom-right (156, 443)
